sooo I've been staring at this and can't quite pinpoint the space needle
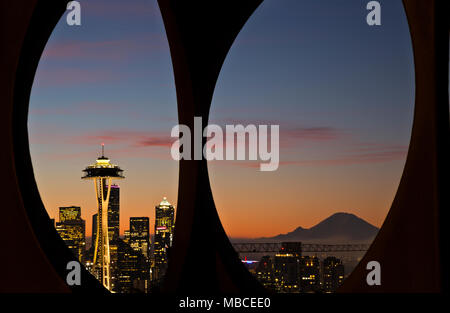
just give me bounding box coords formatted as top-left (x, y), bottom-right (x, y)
top-left (82, 144), bottom-right (124, 290)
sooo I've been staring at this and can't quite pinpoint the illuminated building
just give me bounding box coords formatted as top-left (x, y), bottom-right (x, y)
top-left (255, 255), bottom-right (275, 291)
top-left (108, 184), bottom-right (120, 241)
top-left (116, 239), bottom-right (150, 293)
top-left (322, 256), bottom-right (344, 293)
top-left (91, 185), bottom-right (119, 245)
top-left (274, 253), bottom-right (300, 292)
top-left (107, 185), bottom-right (120, 292)
top-left (82, 144), bottom-right (124, 291)
top-left (153, 197), bottom-right (175, 280)
top-left (91, 186), bottom-right (120, 291)
top-left (129, 217), bottom-right (150, 259)
top-left (273, 242), bottom-right (302, 292)
top-left (108, 240), bottom-right (122, 293)
top-left (123, 230), bottom-right (130, 244)
top-left (299, 256), bottom-right (320, 293)
top-left (92, 213), bottom-right (98, 247)
top-left (55, 206), bottom-right (85, 261)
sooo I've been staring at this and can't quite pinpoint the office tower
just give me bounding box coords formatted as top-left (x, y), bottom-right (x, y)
top-left (273, 242), bottom-right (302, 292)
top-left (322, 256), bottom-right (344, 293)
top-left (92, 185), bottom-right (119, 246)
top-left (108, 184), bottom-right (120, 241)
top-left (129, 217), bottom-right (150, 258)
top-left (105, 185), bottom-right (120, 292)
top-left (299, 256), bottom-right (320, 293)
top-left (255, 255), bottom-right (275, 291)
top-left (55, 206), bottom-right (86, 261)
top-left (91, 186), bottom-right (119, 289)
top-left (123, 230), bottom-right (130, 244)
top-left (274, 253), bottom-right (300, 293)
top-left (116, 239), bottom-right (150, 293)
top-left (153, 197), bottom-right (175, 280)
top-left (92, 213), bottom-right (98, 248)
top-left (109, 241), bottom-right (119, 293)
top-left (82, 144), bottom-right (124, 291)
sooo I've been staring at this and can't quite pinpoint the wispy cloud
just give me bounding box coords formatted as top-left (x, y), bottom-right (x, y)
top-left (283, 127), bottom-right (342, 141)
top-left (202, 124), bottom-right (343, 151)
top-left (228, 142), bottom-right (408, 169)
top-left (42, 36), bottom-right (167, 62)
top-left (29, 101), bottom-right (166, 120)
top-left (206, 118), bottom-right (343, 141)
top-left (278, 150), bottom-right (407, 166)
top-left (33, 68), bottom-right (120, 87)
top-left (135, 137), bottom-right (174, 148)
top-left (279, 127), bottom-right (344, 148)
top-left (30, 122), bottom-right (408, 167)
top-left (30, 129), bottom-right (176, 161)
top-left (69, 130), bottom-right (174, 147)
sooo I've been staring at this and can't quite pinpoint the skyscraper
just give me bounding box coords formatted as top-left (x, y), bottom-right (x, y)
top-left (299, 256), bottom-right (320, 293)
top-left (55, 206), bottom-right (86, 261)
top-left (92, 213), bottom-right (98, 248)
top-left (116, 239), bottom-right (149, 293)
top-left (273, 242), bottom-right (302, 292)
top-left (92, 184), bottom-right (119, 247)
top-left (153, 197), bottom-right (175, 281)
top-left (106, 184), bottom-right (120, 292)
top-left (82, 144), bottom-right (124, 291)
top-left (123, 230), bottom-right (130, 244)
top-left (108, 184), bottom-right (120, 241)
top-left (129, 217), bottom-right (150, 258)
top-left (273, 254), bottom-right (300, 292)
top-left (322, 256), bottom-right (344, 293)
top-left (256, 255), bottom-right (275, 291)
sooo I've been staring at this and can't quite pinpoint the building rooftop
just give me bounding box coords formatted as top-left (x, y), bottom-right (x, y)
top-left (159, 197), bottom-right (172, 207)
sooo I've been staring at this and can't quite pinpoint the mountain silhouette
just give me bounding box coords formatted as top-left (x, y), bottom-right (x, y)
top-left (260, 212), bottom-right (379, 243)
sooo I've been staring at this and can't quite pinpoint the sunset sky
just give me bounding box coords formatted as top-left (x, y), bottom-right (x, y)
top-left (29, 0), bottom-right (415, 239)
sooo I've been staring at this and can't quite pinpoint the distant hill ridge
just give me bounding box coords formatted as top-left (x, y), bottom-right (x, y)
top-left (258, 212), bottom-right (379, 243)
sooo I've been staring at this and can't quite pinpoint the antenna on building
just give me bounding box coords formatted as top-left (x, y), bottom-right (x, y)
top-left (101, 143), bottom-right (105, 157)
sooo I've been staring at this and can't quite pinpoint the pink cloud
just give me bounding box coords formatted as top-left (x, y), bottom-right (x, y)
top-left (29, 101), bottom-right (161, 121)
top-left (347, 143), bottom-right (409, 153)
top-left (135, 137), bottom-right (174, 148)
top-left (208, 142), bottom-right (408, 169)
top-left (29, 107), bottom-right (74, 116)
top-left (202, 125), bottom-right (343, 152)
top-left (31, 129), bottom-right (177, 161)
top-left (42, 36), bottom-right (167, 62)
top-left (69, 130), bottom-right (175, 148)
top-left (283, 127), bottom-right (342, 141)
top-left (33, 68), bottom-right (120, 87)
top-left (278, 144), bottom-right (407, 167)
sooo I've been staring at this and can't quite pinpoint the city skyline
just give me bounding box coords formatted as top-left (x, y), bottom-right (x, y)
top-left (29, 0), bottom-right (414, 238)
top-left (54, 181), bottom-right (176, 292)
top-left (54, 199), bottom-right (351, 293)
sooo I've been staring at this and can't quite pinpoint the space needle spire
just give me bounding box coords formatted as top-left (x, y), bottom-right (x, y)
top-left (82, 144), bottom-right (124, 291)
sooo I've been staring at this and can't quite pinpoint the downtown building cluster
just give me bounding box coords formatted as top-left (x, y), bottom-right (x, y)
top-left (249, 242), bottom-right (345, 293)
top-left (52, 191), bottom-right (175, 293)
top-left (54, 150), bottom-right (344, 293)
